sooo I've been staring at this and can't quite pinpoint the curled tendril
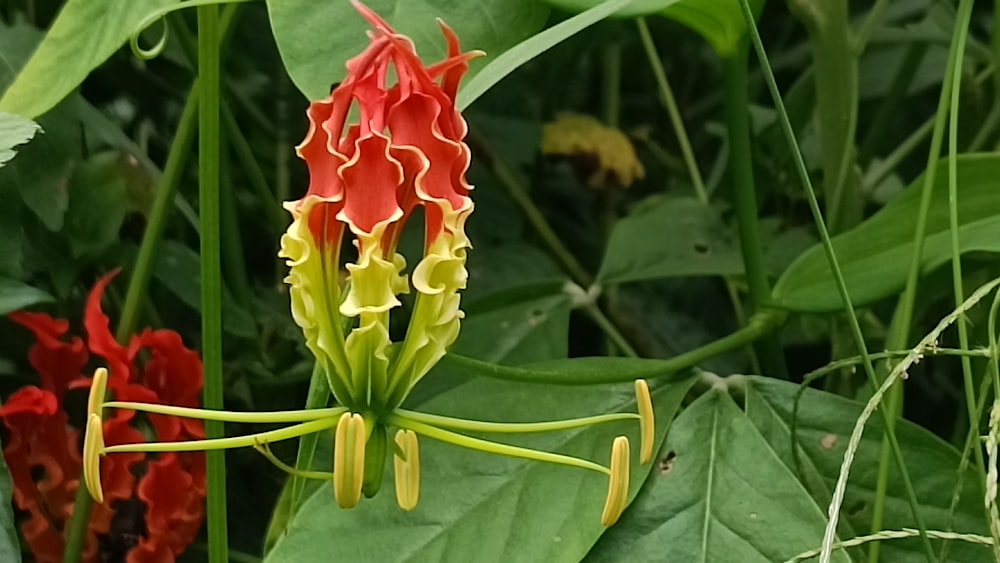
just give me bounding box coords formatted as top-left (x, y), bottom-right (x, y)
top-left (129, 0), bottom-right (252, 61)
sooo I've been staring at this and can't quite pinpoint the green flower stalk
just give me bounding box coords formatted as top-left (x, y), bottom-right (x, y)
top-left (83, 1), bottom-right (653, 527)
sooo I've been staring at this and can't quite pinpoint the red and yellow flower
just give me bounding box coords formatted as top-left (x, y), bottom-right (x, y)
top-left (80, 2), bottom-right (652, 527)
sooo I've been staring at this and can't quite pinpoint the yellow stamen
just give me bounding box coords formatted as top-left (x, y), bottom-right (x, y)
top-left (393, 429), bottom-right (420, 511)
top-left (333, 412), bottom-right (367, 509)
top-left (83, 413), bottom-right (105, 504)
top-left (601, 436), bottom-right (630, 526)
top-left (88, 367), bottom-right (108, 418)
top-left (635, 379), bottom-right (654, 464)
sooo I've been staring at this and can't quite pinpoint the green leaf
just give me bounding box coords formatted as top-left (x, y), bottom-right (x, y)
top-left (539, 0), bottom-right (763, 56)
top-left (773, 154), bottom-right (1000, 313)
top-left (265, 372), bottom-right (696, 563)
top-left (0, 276), bottom-right (54, 316)
top-left (266, 0), bottom-right (550, 103)
top-left (589, 389), bottom-right (847, 563)
top-left (458, 0), bottom-right (631, 109)
top-left (0, 447), bottom-right (19, 563)
top-left (65, 152), bottom-right (128, 259)
top-left (598, 197), bottom-right (744, 284)
top-left (660, 0), bottom-right (764, 56)
top-left (744, 377), bottom-right (989, 562)
top-left (542, 0), bottom-right (677, 18)
top-left (0, 0), bottom-right (180, 119)
top-left (455, 285), bottom-right (572, 364)
top-left (0, 112), bottom-right (39, 167)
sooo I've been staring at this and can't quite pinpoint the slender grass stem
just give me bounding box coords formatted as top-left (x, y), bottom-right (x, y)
top-left (636, 17), bottom-right (707, 202)
top-left (736, 1), bottom-right (936, 561)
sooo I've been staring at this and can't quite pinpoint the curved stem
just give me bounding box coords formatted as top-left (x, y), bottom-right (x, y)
top-left (387, 415), bottom-right (610, 476)
top-left (441, 309), bottom-right (784, 386)
top-left (393, 409), bottom-right (638, 434)
top-left (102, 402), bottom-right (345, 423)
top-left (104, 418), bottom-right (339, 454)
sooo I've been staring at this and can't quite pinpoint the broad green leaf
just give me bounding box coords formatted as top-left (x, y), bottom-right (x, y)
top-left (598, 196), bottom-right (743, 284)
top-left (65, 152), bottom-right (128, 259)
top-left (0, 0), bottom-right (179, 119)
top-left (455, 287), bottom-right (572, 364)
top-left (266, 0), bottom-right (550, 103)
top-left (265, 372), bottom-right (696, 563)
top-left (773, 154), bottom-right (1000, 313)
top-left (0, 448), bottom-right (19, 563)
top-left (744, 377), bottom-right (989, 562)
top-left (588, 389), bottom-right (848, 563)
top-left (0, 112), bottom-right (39, 167)
top-left (0, 276), bottom-right (54, 316)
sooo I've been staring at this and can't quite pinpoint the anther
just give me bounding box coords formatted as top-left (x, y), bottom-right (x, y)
top-left (333, 412), bottom-right (367, 509)
top-left (83, 413), bottom-right (105, 504)
top-left (88, 367), bottom-right (108, 418)
top-left (393, 429), bottom-right (420, 511)
top-left (635, 379), bottom-right (654, 464)
top-left (601, 436), bottom-right (630, 526)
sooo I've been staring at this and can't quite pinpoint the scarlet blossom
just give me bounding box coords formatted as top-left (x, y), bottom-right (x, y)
top-left (279, 1), bottom-right (480, 413)
top-left (1, 271), bottom-right (205, 562)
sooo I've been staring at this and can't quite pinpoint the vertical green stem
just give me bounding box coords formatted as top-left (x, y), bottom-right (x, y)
top-left (198, 5), bottom-right (229, 562)
top-left (789, 0), bottom-right (860, 234)
top-left (61, 88), bottom-right (200, 563)
top-left (722, 42), bottom-right (789, 380)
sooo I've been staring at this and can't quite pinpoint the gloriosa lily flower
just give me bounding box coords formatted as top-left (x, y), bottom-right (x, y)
top-left (82, 1), bottom-right (654, 526)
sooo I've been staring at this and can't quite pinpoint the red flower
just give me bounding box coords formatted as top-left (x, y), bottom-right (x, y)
top-left (1, 271), bottom-right (206, 562)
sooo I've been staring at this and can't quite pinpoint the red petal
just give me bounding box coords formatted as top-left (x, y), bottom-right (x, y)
top-left (138, 454), bottom-right (206, 557)
top-left (84, 270), bottom-right (134, 382)
top-left (337, 134), bottom-right (405, 235)
top-left (9, 312), bottom-right (88, 397)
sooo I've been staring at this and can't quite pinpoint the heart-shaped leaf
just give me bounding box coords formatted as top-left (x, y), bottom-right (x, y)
top-left (588, 388), bottom-right (848, 563)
